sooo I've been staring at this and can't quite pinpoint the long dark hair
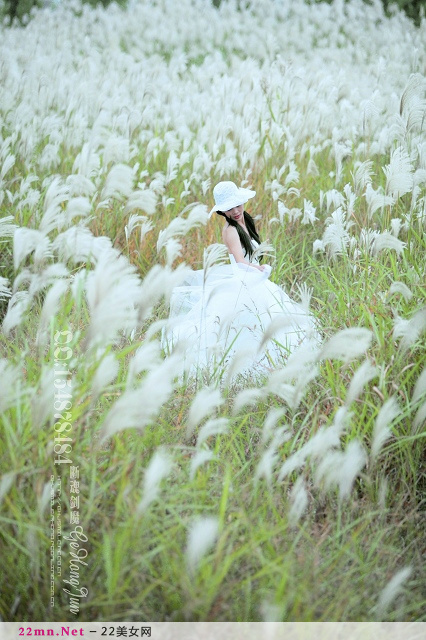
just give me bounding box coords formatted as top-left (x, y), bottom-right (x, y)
top-left (217, 210), bottom-right (262, 261)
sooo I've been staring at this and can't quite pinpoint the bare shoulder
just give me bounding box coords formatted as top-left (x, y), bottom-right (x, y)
top-left (222, 224), bottom-right (238, 241)
top-left (222, 223), bottom-right (244, 259)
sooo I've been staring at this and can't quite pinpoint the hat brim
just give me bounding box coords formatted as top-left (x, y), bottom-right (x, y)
top-left (209, 187), bottom-right (256, 217)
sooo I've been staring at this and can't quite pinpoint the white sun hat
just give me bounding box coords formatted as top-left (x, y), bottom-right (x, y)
top-left (209, 181), bottom-right (256, 217)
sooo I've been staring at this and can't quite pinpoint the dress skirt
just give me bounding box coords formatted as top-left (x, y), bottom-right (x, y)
top-left (162, 259), bottom-right (319, 377)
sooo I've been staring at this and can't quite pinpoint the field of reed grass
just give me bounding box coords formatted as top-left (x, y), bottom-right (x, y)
top-left (0, 0), bottom-right (425, 623)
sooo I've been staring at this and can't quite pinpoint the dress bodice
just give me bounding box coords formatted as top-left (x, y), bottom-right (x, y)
top-left (224, 222), bottom-right (260, 264)
top-left (244, 238), bottom-right (260, 265)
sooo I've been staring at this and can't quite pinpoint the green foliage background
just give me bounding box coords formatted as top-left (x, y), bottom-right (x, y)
top-left (1, 0), bottom-right (425, 26)
top-left (1, 0), bottom-right (127, 24)
top-left (380, 0), bottom-right (424, 24)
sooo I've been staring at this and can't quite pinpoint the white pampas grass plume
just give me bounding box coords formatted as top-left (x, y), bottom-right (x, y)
top-left (232, 387), bottom-right (266, 414)
top-left (165, 150), bottom-right (179, 184)
top-left (137, 448), bottom-right (173, 512)
top-left (72, 143), bottom-right (100, 178)
top-left (13, 228), bottom-right (50, 270)
top-left (31, 367), bottom-right (56, 427)
top-left (203, 243), bottom-right (229, 274)
top-left (37, 481), bottom-right (52, 516)
top-left (252, 240), bottom-right (275, 263)
top-left (0, 277), bottom-right (11, 302)
top-left (413, 401), bottom-right (426, 432)
top-left (64, 197), bottom-right (91, 227)
top-left (383, 147), bottom-right (413, 199)
top-left (267, 363), bottom-right (319, 410)
top-left (393, 308), bottom-right (426, 350)
top-left (343, 183), bottom-right (357, 215)
top-left (277, 201), bottom-right (290, 223)
top-left (285, 161), bottom-right (299, 186)
top-left (315, 440), bottom-right (367, 500)
top-left (365, 184), bottom-right (394, 218)
top-left (255, 447), bottom-right (278, 486)
top-left (0, 360), bottom-right (22, 413)
top-left (201, 178), bottom-right (211, 196)
top-left (388, 281), bottom-right (413, 301)
top-left (296, 282), bottom-right (313, 312)
top-left (140, 219), bottom-right (155, 242)
top-left (352, 160), bottom-right (374, 194)
top-left (124, 214), bottom-right (153, 242)
top-left (313, 239), bottom-right (325, 254)
top-left (288, 476), bottom-right (309, 525)
top-left (412, 368), bottom-right (426, 405)
top-left (321, 207), bottom-right (352, 258)
top-left (196, 418), bottom-right (229, 449)
top-left (400, 74), bottom-right (425, 119)
top-left (100, 354), bottom-right (179, 442)
top-left (187, 387), bottom-right (224, 438)
top-left (371, 397), bottom-right (400, 459)
top-left (190, 449), bottom-right (215, 480)
top-left (390, 218), bottom-right (403, 237)
top-left (278, 449), bottom-right (307, 482)
top-left (40, 177), bottom-right (69, 234)
top-left (103, 134), bottom-right (131, 167)
top-left (85, 250), bottom-right (141, 347)
top-left (157, 204), bottom-right (208, 254)
top-left (39, 279), bottom-right (69, 328)
top-left (325, 189), bottom-right (345, 212)
top-left (163, 237), bottom-right (183, 267)
top-left (399, 73), bottom-right (426, 135)
top-left (36, 279), bottom-right (70, 344)
top-left (262, 407), bottom-right (286, 445)
top-left (376, 567), bottom-right (412, 619)
top-left (91, 353), bottom-right (119, 400)
top-left (127, 340), bottom-right (162, 387)
top-left (145, 318), bottom-right (170, 341)
top-left (259, 315), bottom-right (296, 351)
top-left (52, 227), bottom-right (112, 264)
top-left (266, 380), bottom-right (297, 409)
top-left (302, 199), bottom-right (317, 224)
top-left (260, 599), bottom-right (282, 622)
top-left (1, 154), bottom-right (15, 180)
top-left (2, 291), bottom-right (30, 336)
top-left (223, 347), bottom-right (256, 385)
top-left (124, 189), bottom-right (157, 215)
top-left (378, 477), bottom-right (388, 510)
top-left (138, 263), bottom-right (192, 321)
top-left (278, 407), bottom-right (350, 482)
top-left (186, 517), bottom-right (219, 573)
top-left (372, 232), bottom-right (406, 256)
top-left (307, 157), bottom-right (319, 177)
top-left (0, 471), bottom-right (17, 506)
top-left (319, 328), bottom-right (373, 363)
top-left (270, 342), bottom-right (320, 382)
top-left (0, 215), bottom-right (17, 241)
top-left (101, 164), bottom-right (134, 201)
top-left (66, 174), bottom-right (96, 197)
top-left (346, 360), bottom-right (378, 406)
top-left (331, 406), bottom-right (353, 434)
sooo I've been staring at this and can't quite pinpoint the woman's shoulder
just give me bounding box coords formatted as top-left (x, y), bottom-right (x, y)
top-left (222, 224), bottom-right (239, 241)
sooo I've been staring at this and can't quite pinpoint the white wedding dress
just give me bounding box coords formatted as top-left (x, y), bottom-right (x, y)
top-left (162, 242), bottom-right (319, 377)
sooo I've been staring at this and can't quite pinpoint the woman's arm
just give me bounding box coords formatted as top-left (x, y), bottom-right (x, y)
top-left (222, 225), bottom-right (266, 272)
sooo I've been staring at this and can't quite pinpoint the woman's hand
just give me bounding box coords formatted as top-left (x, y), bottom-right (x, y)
top-left (257, 264), bottom-right (272, 276)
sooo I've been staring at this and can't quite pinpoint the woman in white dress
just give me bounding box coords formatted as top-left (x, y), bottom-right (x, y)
top-left (163, 181), bottom-right (318, 377)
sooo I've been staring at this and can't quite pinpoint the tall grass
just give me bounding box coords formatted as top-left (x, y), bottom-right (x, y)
top-left (0, 0), bottom-right (425, 623)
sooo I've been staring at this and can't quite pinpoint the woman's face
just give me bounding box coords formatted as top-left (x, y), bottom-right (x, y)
top-left (225, 204), bottom-right (244, 224)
